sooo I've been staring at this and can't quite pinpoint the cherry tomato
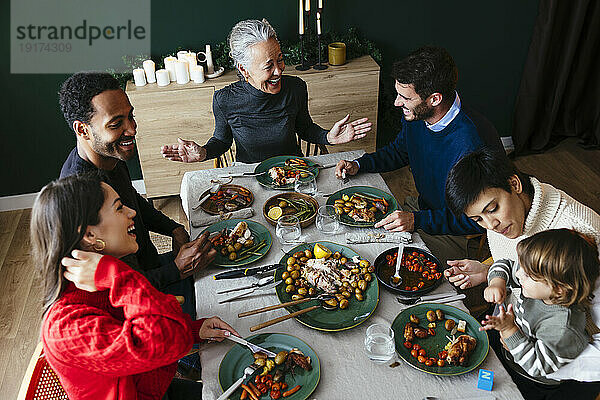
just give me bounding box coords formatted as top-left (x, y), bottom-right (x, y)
top-left (411, 349), bottom-right (418, 358)
top-left (255, 376), bottom-right (261, 384)
top-left (417, 355), bottom-right (427, 364)
top-left (437, 359), bottom-right (445, 367)
top-left (428, 328), bottom-right (436, 336)
top-left (438, 351), bottom-right (448, 359)
top-left (412, 344), bottom-right (421, 351)
top-left (425, 359), bottom-right (434, 367)
top-left (418, 349), bottom-right (426, 357)
top-left (403, 341), bottom-right (413, 349)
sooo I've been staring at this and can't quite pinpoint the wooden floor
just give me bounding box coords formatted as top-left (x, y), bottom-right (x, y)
top-left (1, 138), bottom-right (598, 399)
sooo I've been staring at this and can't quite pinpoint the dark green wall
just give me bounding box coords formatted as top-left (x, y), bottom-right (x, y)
top-left (1, 0), bottom-right (538, 197)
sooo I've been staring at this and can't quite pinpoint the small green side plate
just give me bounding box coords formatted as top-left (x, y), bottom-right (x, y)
top-left (275, 242), bottom-right (379, 331)
top-left (391, 303), bottom-right (489, 376)
top-left (254, 156), bottom-right (319, 190)
top-left (218, 333), bottom-right (320, 400)
top-left (201, 219), bottom-right (272, 267)
top-left (325, 186), bottom-right (398, 227)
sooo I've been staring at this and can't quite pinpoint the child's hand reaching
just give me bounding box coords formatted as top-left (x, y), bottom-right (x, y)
top-left (483, 277), bottom-right (507, 304)
top-left (479, 304), bottom-right (519, 339)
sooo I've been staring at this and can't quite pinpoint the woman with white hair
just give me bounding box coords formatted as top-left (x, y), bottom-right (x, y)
top-left (161, 19), bottom-right (371, 164)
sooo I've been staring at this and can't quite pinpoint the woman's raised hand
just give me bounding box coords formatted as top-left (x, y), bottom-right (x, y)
top-left (62, 250), bottom-right (104, 292)
top-left (327, 114), bottom-right (372, 145)
top-left (161, 138), bottom-right (206, 163)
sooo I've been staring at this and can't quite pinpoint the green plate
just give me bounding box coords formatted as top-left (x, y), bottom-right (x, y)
top-left (254, 156), bottom-right (319, 190)
top-left (325, 186), bottom-right (398, 227)
top-left (391, 303), bottom-right (489, 376)
top-left (275, 242), bottom-right (379, 331)
top-left (218, 333), bottom-right (320, 400)
top-left (201, 219), bottom-right (272, 267)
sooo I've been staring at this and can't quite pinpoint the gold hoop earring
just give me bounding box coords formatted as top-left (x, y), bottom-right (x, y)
top-left (93, 239), bottom-right (106, 252)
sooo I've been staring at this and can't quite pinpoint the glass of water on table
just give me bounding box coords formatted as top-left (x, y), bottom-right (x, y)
top-left (364, 323), bottom-right (395, 363)
top-left (276, 215), bottom-right (301, 245)
top-left (294, 171), bottom-right (317, 196)
top-left (316, 205), bottom-right (340, 234)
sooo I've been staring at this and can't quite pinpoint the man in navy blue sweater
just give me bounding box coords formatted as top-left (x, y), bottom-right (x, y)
top-left (336, 46), bottom-right (491, 265)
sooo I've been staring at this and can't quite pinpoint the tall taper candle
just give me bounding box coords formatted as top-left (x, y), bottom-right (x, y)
top-left (316, 11), bottom-right (321, 35)
top-left (305, 0), bottom-right (310, 11)
top-left (299, 0), bottom-right (304, 34)
top-left (318, 0), bottom-right (322, 8)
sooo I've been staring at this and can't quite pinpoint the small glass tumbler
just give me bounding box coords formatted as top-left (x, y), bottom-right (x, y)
top-left (294, 171), bottom-right (317, 196)
top-left (316, 205), bottom-right (340, 234)
top-left (276, 215), bottom-right (301, 245)
top-left (364, 323), bottom-right (395, 363)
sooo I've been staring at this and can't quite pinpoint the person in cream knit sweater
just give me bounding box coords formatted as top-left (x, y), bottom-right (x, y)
top-left (444, 148), bottom-right (600, 387)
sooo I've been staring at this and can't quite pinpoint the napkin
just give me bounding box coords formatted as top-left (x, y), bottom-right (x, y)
top-left (191, 208), bottom-right (254, 228)
top-left (345, 231), bottom-right (412, 244)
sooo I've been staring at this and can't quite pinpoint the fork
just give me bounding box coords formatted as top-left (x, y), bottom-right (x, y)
top-left (217, 364), bottom-right (257, 400)
top-left (396, 292), bottom-right (466, 305)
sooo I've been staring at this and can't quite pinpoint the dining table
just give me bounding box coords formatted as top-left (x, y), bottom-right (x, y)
top-left (180, 150), bottom-right (524, 400)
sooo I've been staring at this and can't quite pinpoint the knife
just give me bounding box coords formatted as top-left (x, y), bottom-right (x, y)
top-left (218, 280), bottom-right (282, 303)
top-left (224, 331), bottom-right (277, 358)
top-left (213, 264), bottom-right (285, 280)
top-left (216, 276), bottom-right (275, 294)
top-left (218, 170), bottom-right (267, 179)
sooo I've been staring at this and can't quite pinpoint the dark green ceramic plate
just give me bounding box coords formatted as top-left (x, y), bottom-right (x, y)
top-left (391, 303), bottom-right (489, 376)
top-left (201, 219), bottom-right (272, 267)
top-left (218, 333), bottom-right (320, 400)
top-left (254, 156), bottom-right (319, 190)
top-left (325, 186), bottom-right (398, 227)
top-left (275, 241), bottom-right (379, 331)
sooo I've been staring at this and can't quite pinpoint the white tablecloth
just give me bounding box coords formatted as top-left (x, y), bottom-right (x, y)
top-left (181, 151), bottom-right (523, 400)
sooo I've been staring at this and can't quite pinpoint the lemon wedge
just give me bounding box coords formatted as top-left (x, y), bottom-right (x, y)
top-left (313, 243), bottom-right (332, 259)
top-left (267, 206), bottom-right (283, 220)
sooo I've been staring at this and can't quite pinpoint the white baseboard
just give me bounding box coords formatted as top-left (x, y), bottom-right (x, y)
top-left (0, 179), bottom-right (147, 212)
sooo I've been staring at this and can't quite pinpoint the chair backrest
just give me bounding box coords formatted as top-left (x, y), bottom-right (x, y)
top-left (213, 146), bottom-right (236, 169)
top-left (298, 138), bottom-right (329, 157)
top-left (462, 103), bottom-right (504, 154)
top-left (17, 342), bottom-right (69, 400)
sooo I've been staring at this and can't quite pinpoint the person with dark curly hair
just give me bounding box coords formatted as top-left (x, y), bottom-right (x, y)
top-left (335, 46), bottom-right (502, 265)
top-left (58, 72), bottom-right (215, 321)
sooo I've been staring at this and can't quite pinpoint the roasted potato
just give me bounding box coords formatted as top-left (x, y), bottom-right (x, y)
top-left (275, 351), bottom-right (288, 365)
top-left (409, 314), bottom-right (420, 324)
top-left (339, 299), bottom-right (349, 309)
top-left (426, 310), bottom-right (437, 322)
top-left (445, 319), bottom-right (456, 331)
top-left (435, 309), bottom-right (444, 321)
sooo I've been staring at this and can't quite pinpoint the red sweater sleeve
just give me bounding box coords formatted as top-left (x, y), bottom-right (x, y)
top-left (43, 255), bottom-right (195, 377)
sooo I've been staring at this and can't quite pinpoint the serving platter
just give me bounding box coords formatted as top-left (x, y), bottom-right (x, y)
top-left (254, 156), bottom-right (319, 190)
top-left (325, 186), bottom-right (398, 227)
top-left (218, 333), bottom-right (320, 400)
top-left (198, 184), bottom-right (253, 215)
top-left (374, 246), bottom-right (446, 296)
top-left (201, 219), bottom-right (272, 267)
top-left (391, 303), bottom-right (489, 376)
top-left (263, 192), bottom-right (318, 228)
top-left (275, 242), bottom-right (378, 331)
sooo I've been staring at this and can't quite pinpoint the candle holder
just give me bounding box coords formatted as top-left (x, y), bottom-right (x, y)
top-left (313, 33), bottom-right (328, 70)
top-left (295, 34), bottom-right (310, 71)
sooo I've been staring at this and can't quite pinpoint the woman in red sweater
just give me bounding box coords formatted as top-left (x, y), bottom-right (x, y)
top-left (31, 172), bottom-right (237, 399)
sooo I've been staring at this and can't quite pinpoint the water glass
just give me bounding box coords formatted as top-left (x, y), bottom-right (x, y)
top-left (364, 323), bottom-right (395, 363)
top-left (316, 205), bottom-right (340, 234)
top-left (294, 171), bottom-right (317, 196)
top-left (276, 215), bottom-right (301, 244)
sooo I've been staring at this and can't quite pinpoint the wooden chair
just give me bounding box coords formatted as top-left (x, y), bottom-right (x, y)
top-left (17, 342), bottom-right (68, 400)
top-left (464, 233), bottom-right (488, 261)
top-left (298, 138), bottom-right (329, 157)
top-left (213, 147), bottom-right (236, 169)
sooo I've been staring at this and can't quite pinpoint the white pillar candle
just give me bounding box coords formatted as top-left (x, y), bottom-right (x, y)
top-left (133, 68), bottom-right (147, 86)
top-left (299, 0), bottom-right (304, 35)
top-left (164, 56), bottom-right (177, 81)
top-left (156, 69), bottom-right (170, 86)
top-left (186, 52), bottom-right (197, 68)
top-left (305, 0), bottom-right (310, 12)
top-left (316, 12), bottom-right (321, 35)
top-left (205, 44), bottom-right (215, 75)
top-left (190, 65), bottom-right (205, 83)
top-left (175, 60), bottom-right (190, 84)
top-left (318, 0), bottom-right (322, 8)
top-left (177, 50), bottom-right (188, 61)
top-left (142, 59), bottom-right (156, 83)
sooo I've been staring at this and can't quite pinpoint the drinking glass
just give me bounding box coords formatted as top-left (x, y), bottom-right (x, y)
top-left (364, 323), bottom-right (395, 363)
top-left (276, 215), bottom-right (301, 245)
top-left (316, 205), bottom-right (340, 234)
top-left (294, 171), bottom-right (317, 196)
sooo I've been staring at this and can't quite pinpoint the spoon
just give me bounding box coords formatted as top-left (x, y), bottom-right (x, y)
top-left (390, 243), bottom-right (405, 287)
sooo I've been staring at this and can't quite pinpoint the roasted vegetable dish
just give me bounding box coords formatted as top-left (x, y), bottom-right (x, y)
top-left (200, 185), bottom-right (252, 214)
top-left (209, 221), bottom-right (267, 262)
top-left (380, 248), bottom-right (442, 292)
top-left (266, 197), bottom-right (316, 222)
top-left (267, 158), bottom-right (314, 186)
top-left (332, 192), bottom-right (388, 223)
top-left (281, 243), bottom-right (374, 310)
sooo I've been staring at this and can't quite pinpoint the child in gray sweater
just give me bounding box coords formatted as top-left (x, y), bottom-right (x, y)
top-left (480, 228), bottom-right (599, 378)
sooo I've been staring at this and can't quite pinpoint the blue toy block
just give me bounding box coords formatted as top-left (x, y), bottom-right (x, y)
top-left (477, 369), bottom-right (494, 391)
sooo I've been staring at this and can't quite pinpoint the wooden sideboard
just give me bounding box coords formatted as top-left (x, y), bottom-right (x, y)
top-left (126, 55), bottom-right (380, 198)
